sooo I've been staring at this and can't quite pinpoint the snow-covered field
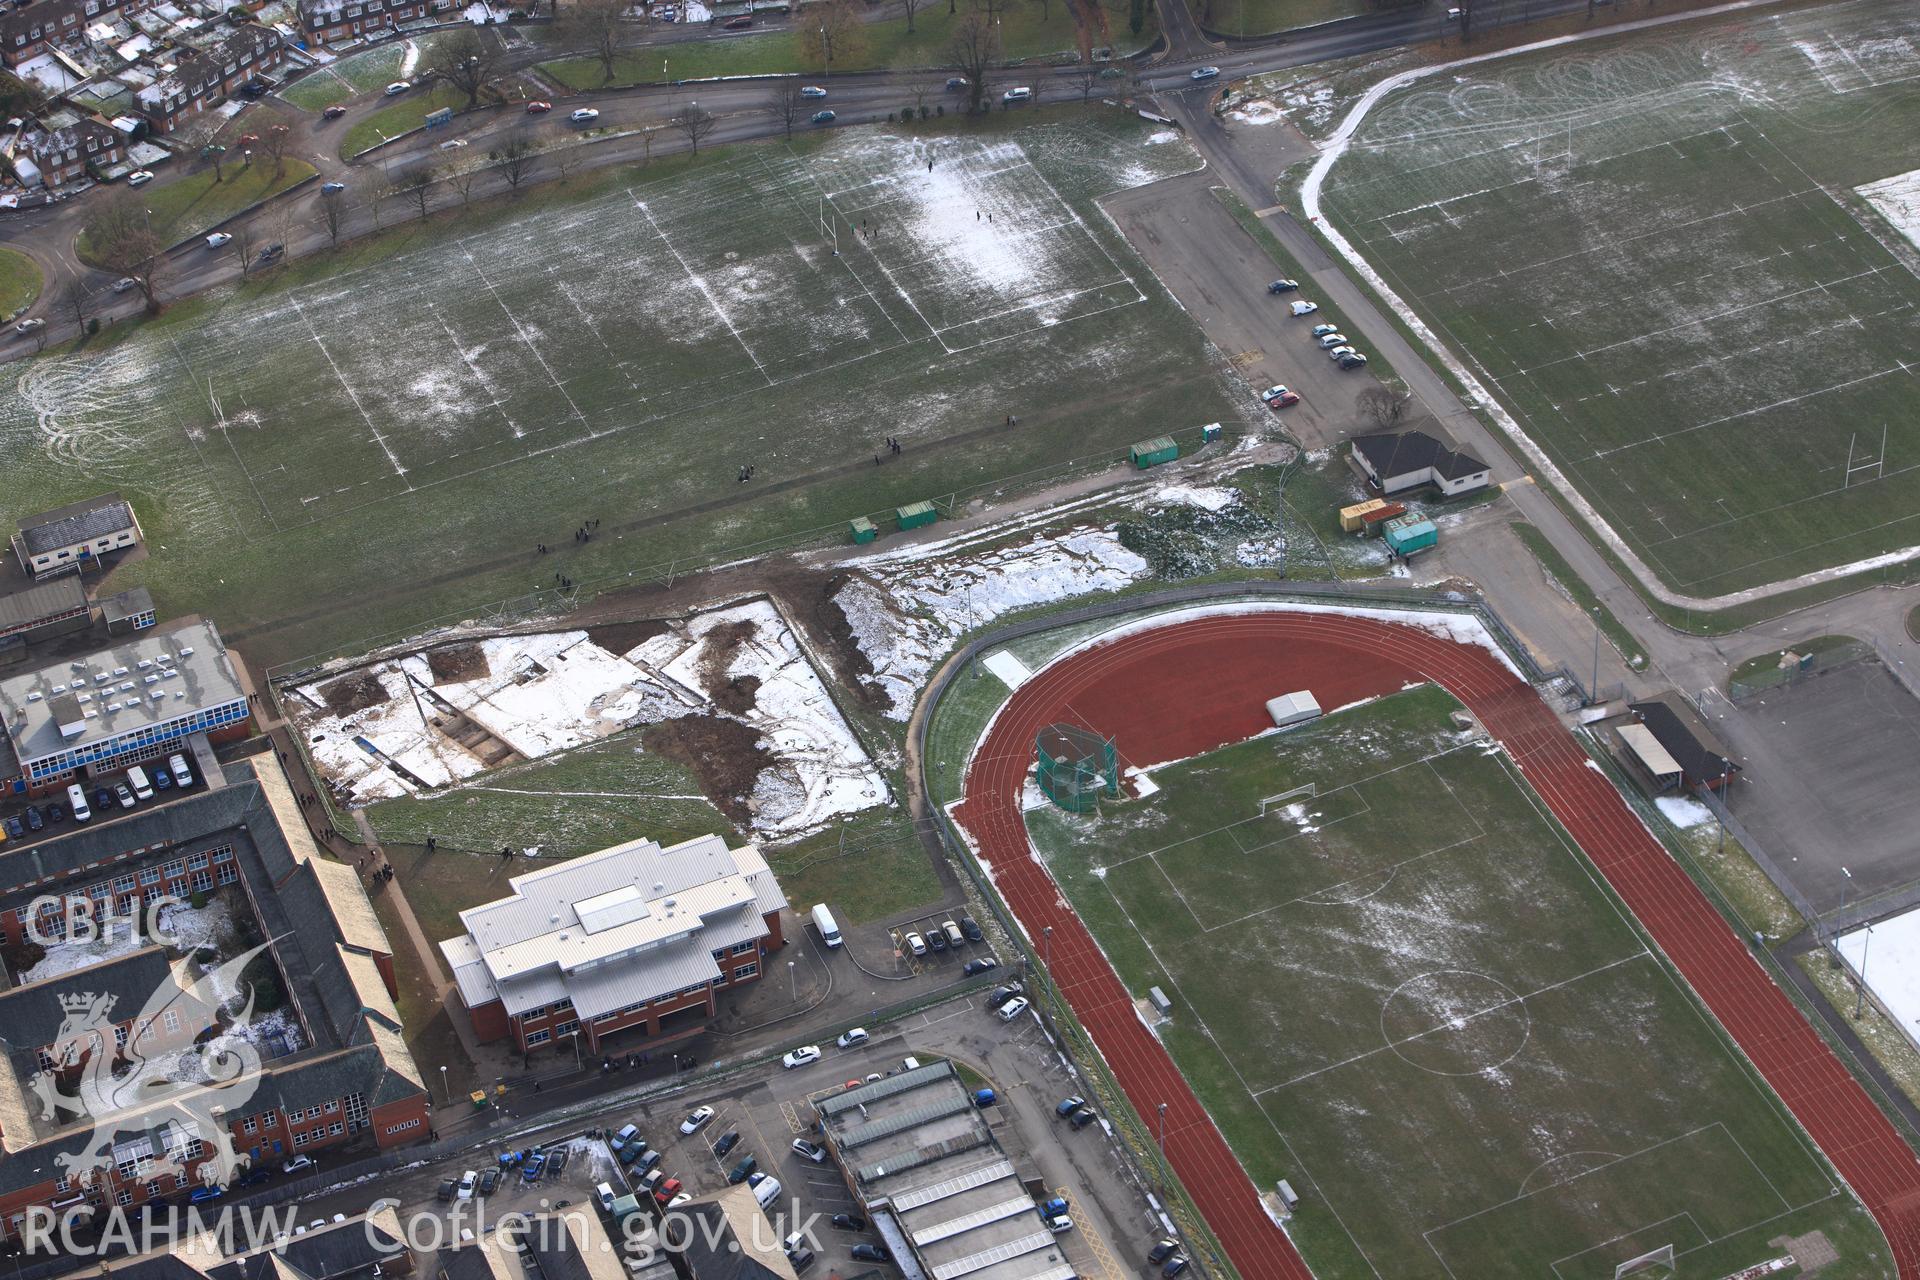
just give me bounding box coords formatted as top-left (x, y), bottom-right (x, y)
top-left (834, 477), bottom-right (1294, 718)
top-left (1859, 168), bottom-right (1920, 251)
top-left (290, 599), bottom-right (886, 836)
top-left (1839, 908), bottom-right (1920, 1046)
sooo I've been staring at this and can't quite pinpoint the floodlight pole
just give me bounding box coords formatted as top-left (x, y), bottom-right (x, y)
top-left (1043, 925), bottom-right (1052, 975)
top-left (1157, 1101), bottom-right (1167, 1154)
top-left (1857, 924), bottom-right (1873, 1019)
top-left (1716, 764), bottom-right (1729, 854)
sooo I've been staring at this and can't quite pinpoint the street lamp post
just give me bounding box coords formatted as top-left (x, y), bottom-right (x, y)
top-left (789, 959), bottom-right (797, 1001)
top-left (568, 1029), bottom-right (582, 1071)
top-left (1157, 1101), bottom-right (1167, 1154)
top-left (438, 1064), bottom-right (448, 1105)
top-left (1042, 925), bottom-right (1053, 975)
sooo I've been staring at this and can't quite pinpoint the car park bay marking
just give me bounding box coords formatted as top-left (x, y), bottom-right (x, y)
top-left (779, 1100), bottom-right (804, 1134)
top-left (1060, 1185), bottom-right (1121, 1280)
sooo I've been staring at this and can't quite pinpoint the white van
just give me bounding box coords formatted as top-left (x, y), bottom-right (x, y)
top-left (751, 1176), bottom-right (782, 1210)
top-left (168, 753), bottom-right (194, 787)
top-left (67, 783), bottom-right (92, 822)
top-left (811, 903), bottom-right (843, 949)
top-left (126, 766), bottom-right (154, 801)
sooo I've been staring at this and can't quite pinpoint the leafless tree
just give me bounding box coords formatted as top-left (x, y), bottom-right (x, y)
top-left (448, 159), bottom-right (486, 206)
top-left (395, 165), bottom-right (435, 221)
top-left (83, 193), bottom-right (163, 314)
top-left (319, 186), bottom-right (349, 246)
top-left (900, 0), bottom-right (927, 33)
top-left (53, 277), bottom-right (88, 329)
top-left (765, 82), bottom-right (806, 139)
top-left (947, 10), bottom-right (1000, 114)
top-left (558, 0), bottom-right (631, 85)
top-left (363, 169), bottom-right (396, 229)
top-left (671, 102), bottom-right (715, 154)
top-left (232, 220), bottom-right (257, 274)
top-left (423, 28), bottom-right (508, 109)
top-left (1071, 58), bottom-right (1100, 101)
top-left (251, 106), bottom-right (297, 181)
top-left (1356, 385), bottom-right (1414, 431)
top-left (799, 0), bottom-right (866, 77)
top-left (493, 133), bottom-right (539, 191)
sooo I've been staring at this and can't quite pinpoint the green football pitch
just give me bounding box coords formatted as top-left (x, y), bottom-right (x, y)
top-left (0, 114), bottom-right (1228, 668)
top-left (1317, 0), bottom-right (1920, 598)
top-left (1028, 685), bottom-right (1892, 1278)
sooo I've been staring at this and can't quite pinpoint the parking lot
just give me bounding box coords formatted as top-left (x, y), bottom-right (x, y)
top-left (884, 907), bottom-right (1004, 978)
top-left (318, 986), bottom-right (1167, 1279)
top-left (1, 737), bottom-right (218, 847)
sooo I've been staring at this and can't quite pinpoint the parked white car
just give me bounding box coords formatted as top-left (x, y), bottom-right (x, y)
top-left (782, 1045), bottom-right (822, 1070)
top-left (126, 170), bottom-right (155, 187)
top-left (205, 232), bottom-right (233, 249)
top-left (1289, 300), bottom-right (1319, 317)
top-left (836, 1028), bottom-right (869, 1049)
top-left (384, 81), bottom-right (411, 96)
top-left (570, 108), bottom-right (600, 123)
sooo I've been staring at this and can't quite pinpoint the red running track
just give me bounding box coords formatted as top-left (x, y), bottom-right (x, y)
top-left (950, 608), bottom-right (1920, 1280)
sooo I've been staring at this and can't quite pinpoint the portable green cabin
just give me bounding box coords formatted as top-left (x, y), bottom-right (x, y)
top-left (896, 501), bottom-right (938, 531)
top-left (1382, 515), bottom-right (1438, 557)
top-left (1201, 422), bottom-right (1223, 443)
top-left (849, 516), bottom-right (877, 544)
top-left (1130, 436), bottom-right (1180, 469)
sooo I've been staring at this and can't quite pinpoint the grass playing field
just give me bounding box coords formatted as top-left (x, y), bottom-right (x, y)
top-left (1028, 685), bottom-right (1893, 1278)
top-left (0, 111), bottom-right (1229, 670)
top-left (1315, 0), bottom-right (1920, 599)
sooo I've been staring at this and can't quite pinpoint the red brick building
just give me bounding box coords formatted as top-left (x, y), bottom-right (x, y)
top-left (9, 115), bottom-right (124, 192)
top-left (0, 758), bottom-right (427, 1243)
top-left (0, 0), bottom-right (152, 71)
top-left (297, 0), bottom-right (450, 48)
top-left (442, 834), bottom-right (788, 1056)
top-left (134, 25), bottom-right (286, 135)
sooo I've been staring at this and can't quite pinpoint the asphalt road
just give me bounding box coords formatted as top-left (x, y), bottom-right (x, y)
top-left (0, 0), bottom-right (1613, 354)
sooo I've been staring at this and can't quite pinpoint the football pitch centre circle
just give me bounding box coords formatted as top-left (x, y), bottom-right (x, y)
top-left (1378, 968), bottom-right (1531, 1078)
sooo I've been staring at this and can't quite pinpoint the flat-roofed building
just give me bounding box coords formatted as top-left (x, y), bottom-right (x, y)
top-left (0, 618), bottom-right (249, 794)
top-left (814, 1061), bottom-right (1072, 1280)
top-left (440, 833), bottom-right (787, 1055)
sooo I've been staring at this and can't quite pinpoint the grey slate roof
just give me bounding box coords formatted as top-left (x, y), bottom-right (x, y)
top-left (0, 576), bottom-right (88, 635)
top-left (0, 946), bottom-right (185, 1059)
top-left (1351, 431), bottom-right (1489, 483)
top-left (17, 493), bottom-right (136, 556)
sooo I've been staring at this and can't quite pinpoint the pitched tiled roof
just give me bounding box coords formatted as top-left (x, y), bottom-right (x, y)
top-left (1351, 431), bottom-right (1489, 483)
top-left (17, 493), bottom-right (136, 556)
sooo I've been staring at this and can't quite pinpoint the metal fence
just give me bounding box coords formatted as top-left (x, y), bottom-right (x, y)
top-left (1728, 638), bottom-right (1874, 703)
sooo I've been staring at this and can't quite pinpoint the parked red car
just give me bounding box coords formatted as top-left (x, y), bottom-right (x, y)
top-left (722, 14), bottom-right (753, 26)
top-left (526, 100), bottom-right (553, 114)
top-left (237, 133), bottom-right (259, 146)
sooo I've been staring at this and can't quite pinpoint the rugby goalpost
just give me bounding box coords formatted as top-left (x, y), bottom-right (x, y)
top-left (1258, 783), bottom-right (1317, 816)
top-left (817, 197), bottom-right (839, 255)
top-left (1614, 1244), bottom-right (1675, 1279)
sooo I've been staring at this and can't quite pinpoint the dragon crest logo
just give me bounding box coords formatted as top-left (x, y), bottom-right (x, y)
top-left (29, 941), bottom-right (277, 1192)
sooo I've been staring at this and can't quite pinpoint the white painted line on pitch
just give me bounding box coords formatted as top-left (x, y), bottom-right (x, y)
top-left (630, 192), bottom-right (774, 385)
top-left (459, 245), bottom-right (592, 431)
top-left (1253, 950), bottom-right (1652, 1095)
top-left (288, 291), bottom-right (411, 487)
top-left (427, 300), bottom-right (524, 439)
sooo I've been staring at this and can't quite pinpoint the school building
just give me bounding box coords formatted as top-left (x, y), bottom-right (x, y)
top-left (441, 833), bottom-right (788, 1057)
